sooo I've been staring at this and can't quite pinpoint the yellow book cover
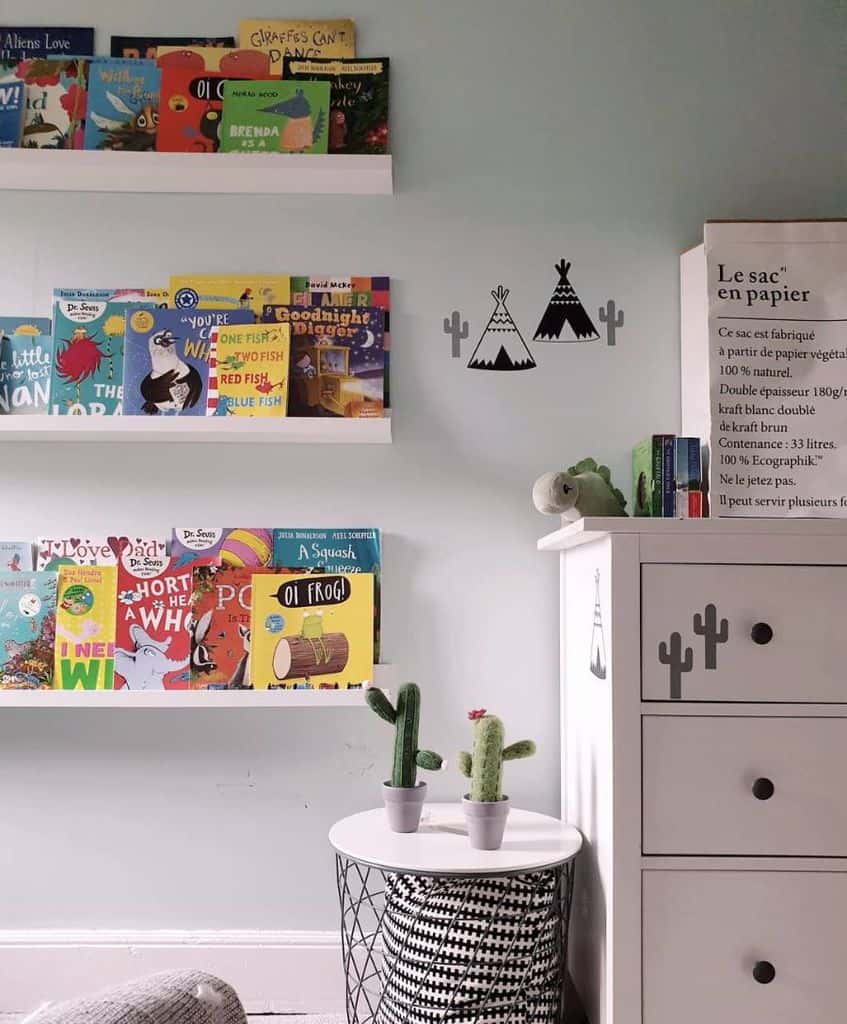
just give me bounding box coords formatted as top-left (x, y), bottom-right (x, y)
top-left (250, 572), bottom-right (374, 689)
top-left (239, 19), bottom-right (355, 76)
top-left (169, 275), bottom-right (290, 317)
top-left (54, 565), bottom-right (118, 690)
top-left (213, 322), bottom-right (291, 417)
top-left (156, 45), bottom-right (272, 77)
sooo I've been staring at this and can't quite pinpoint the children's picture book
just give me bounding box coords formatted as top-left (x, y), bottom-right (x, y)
top-left (250, 571), bottom-right (373, 689)
top-left (111, 36), bottom-right (235, 60)
top-left (156, 45), bottom-right (271, 77)
top-left (0, 27), bottom-right (94, 62)
top-left (36, 536), bottom-right (168, 571)
top-left (0, 320), bottom-right (53, 415)
top-left (115, 551), bottom-right (195, 691)
top-left (54, 565), bottom-right (117, 690)
top-left (171, 528), bottom-right (275, 570)
top-left (17, 58), bottom-right (88, 149)
top-left (220, 81), bottom-right (330, 154)
top-left (272, 528), bottom-right (381, 661)
top-left (157, 67), bottom-right (228, 153)
top-left (0, 541), bottom-right (32, 572)
top-left (83, 58), bottom-right (160, 151)
top-left (0, 571), bottom-right (57, 689)
top-left (123, 307), bottom-right (253, 416)
top-left (261, 305), bottom-right (384, 418)
top-left (212, 322), bottom-right (290, 417)
top-left (283, 58), bottom-right (389, 154)
top-left (0, 79), bottom-right (24, 145)
top-left (169, 274), bottom-right (289, 316)
top-left (239, 19), bottom-right (355, 76)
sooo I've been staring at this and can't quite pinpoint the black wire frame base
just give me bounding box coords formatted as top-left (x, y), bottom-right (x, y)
top-left (335, 855), bottom-right (576, 1024)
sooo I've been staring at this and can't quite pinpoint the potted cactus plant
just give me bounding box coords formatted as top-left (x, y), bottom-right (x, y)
top-left (366, 682), bottom-right (444, 833)
top-left (458, 710), bottom-right (536, 850)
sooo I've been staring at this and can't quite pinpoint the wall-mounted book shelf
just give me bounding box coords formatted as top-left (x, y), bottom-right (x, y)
top-left (0, 150), bottom-right (393, 196)
top-left (0, 414), bottom-right (391, 445)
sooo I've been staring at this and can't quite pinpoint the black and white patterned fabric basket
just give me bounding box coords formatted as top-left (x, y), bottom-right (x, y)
top-left (377, 871), bottom-right (564, 1024)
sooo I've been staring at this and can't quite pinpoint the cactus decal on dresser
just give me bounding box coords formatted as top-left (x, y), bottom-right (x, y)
top-left (693, 603), bottom-right (729, 669)
top-left (598, 299), bottom-right (624, 346)
top-left (658, 632), bottom-right (693, 699)
top-left (443, 310), bottom-right (469, 358)
top-left (366, 682), bottom-right (444, 788)
top-left (458, 710), bottom-right (536, 801)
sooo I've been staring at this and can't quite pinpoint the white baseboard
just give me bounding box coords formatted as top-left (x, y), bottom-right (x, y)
top-left (0, 930), bottom-right (343, 1016)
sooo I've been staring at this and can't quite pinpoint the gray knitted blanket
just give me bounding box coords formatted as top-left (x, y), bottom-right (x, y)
top-left (23, 970), bottom-right (247, 1024)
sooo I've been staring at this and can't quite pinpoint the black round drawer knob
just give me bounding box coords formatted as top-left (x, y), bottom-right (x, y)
top-left (753, 960), bottom-right (776, 984)
top-left (752, 777), bottom-right (775, 801)
top-left (751, 622), bottom-right (774, 645)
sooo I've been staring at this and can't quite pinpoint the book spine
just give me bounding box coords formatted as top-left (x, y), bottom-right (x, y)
top-left (688, 491), bottom-right (703, 518)
top-left (651, 437), bottom-right (664, 518)
top-left (662, 436), bottom-right (676, 517)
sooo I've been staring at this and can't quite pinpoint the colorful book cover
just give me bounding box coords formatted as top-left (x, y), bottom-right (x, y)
top-left (213, 322), bottom-right (290, 417)
top-left (272, 528), bottom-right (380, 661)
top-left (169, 274), bottom-right (289, 316)
top-left (115, 551), bottom-right (195, 691)
top-left (83, 58), bottom-right (160, 151)
top-left (290, 275), bottom-right (391, 408)
top-left (17, 58), bottom-right (87, 149)
top-left (111, 36), bottom-right (235, 60)
top-left (675, 437), bottom-right (703, 520)
top-left (0, 571), bottom-right (57, 689)
top-left (239, 19), bottom-right (355, 76)
top-left (123, 307), bottom-right (253, 416)
top-left (54, 564), bottom-right (117, 690)
top-left (0, 541), bottom-right (32, 572)
top-left (0, 27), bottom-right (94, 62)
top-left (171, 528), bottom-right (275, 570)
top-left (283, 57), bottom-right (388, 154)
top-left (261, 305), bottom-right (384, 418)
top-left (0, 78), bottom-right (24, 145)
top-left (0, 320), bottom-right (53, 415)
top-left (220, 80), bottom-right (330, 154)
top-left (631, 438), bottom-right (654, 518)
top-left (36, 536), bottom-right (168, 571)
top-left (157, 66), bottom-right (267, 153)
top-left (156, 46), bottom-right (270, 77)
top-left (250, 571), bottom-right (373, 689)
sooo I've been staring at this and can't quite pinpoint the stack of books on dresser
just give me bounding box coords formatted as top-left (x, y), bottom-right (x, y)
top-left (632, 435), bottom-right (704, 519)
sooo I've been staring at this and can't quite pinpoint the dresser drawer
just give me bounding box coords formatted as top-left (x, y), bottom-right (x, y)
top-left (642, 564), bottom-right (847, 702)
top-left (643, 716), bottom-right (847, 856)
top-left (643, 870), bottom-right (847, 1024)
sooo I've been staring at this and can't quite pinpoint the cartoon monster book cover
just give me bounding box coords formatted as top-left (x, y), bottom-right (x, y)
top-left (0, 318), bottom-right (53, 415)
top-left (36, 536), bottom-right (168, 571)
top-left (260, 305), bottom-right (384, 418)
top-left (283, 58), bottom-right (389, 154)
top-left (220, 81), bottom-right (329, 154)
top-left (16, 58), bottom-right (88, 149)
top-left (213, 322), bottom-right (291, 417)
top-left (0, 571), bottom-right (57, 689)
top-left (239, 19), bottom-right (355, 77)
top-left (169, 275), bottom-right (289, 317)
top-left (123, 308), bottom-right (252, 416)
top-left (170, 528), bottom-right (275, 570)
top-left (157, 67), bottom-right (265, 153)
top-left (83, 58), bottom-right (160, 151)
top-left (251, 571), bottom-right (373, 690)
top-left (54, 564), bottom-right (117, 690)
top-left (110, 36), bottom-right (235, 60)
top-left (156, 46), bottom-right (270, 76)
top-left (115, 551), bottom-right (195, 691)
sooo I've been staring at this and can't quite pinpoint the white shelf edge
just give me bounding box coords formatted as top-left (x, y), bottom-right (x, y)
top-left (0, 413), bottom-right (391, 445)
top-left (0, 150), bottom-right (393, 196)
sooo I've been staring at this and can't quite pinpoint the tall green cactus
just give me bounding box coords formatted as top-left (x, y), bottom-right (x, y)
top-left (458, 712), bottom-right (536, 802)
top-left (367, 683), bottom-right (443, 788)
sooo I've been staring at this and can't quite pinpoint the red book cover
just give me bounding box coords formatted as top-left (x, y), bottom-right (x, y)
top-left (156, 68), bottom-right (229, 153)
top-left (688, 491), bottom-right (703, 518)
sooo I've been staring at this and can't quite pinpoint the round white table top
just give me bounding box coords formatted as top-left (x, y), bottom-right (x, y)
top-left (329, 803), bottom-right (583, 876)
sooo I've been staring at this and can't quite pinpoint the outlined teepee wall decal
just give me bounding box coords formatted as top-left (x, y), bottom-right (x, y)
top-left (534, 260), bottom-right (600, 342)
top-left (590, 569), bottom-right (607, 679)
top-left (467, 286), bottom-right (537, 371)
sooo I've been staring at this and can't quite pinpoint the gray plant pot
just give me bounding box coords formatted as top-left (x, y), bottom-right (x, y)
top-left (382, 780), bottom-right (427, 833)
top-left (462, 794), bottom-right (511, 850)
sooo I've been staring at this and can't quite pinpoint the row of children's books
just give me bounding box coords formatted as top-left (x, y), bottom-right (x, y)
top-left (0, 528), bottom-right (380, 692)
top-left (0, 21), bottom-right (387, 155)
top-left (632, 435), bottom-right (705, 518)
top-left (0, 275), bottom-right (389, 419)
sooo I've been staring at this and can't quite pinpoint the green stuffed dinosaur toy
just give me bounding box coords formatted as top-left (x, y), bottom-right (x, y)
top-left (532, 458), bottom-right (628, 521)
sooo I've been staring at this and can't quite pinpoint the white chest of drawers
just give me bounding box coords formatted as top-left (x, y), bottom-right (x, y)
top-left (540, 517), bottom-right (847, 1024)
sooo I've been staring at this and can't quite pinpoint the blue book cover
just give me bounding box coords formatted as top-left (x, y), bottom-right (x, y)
top-left (0, 27), bottom-right (94, 62)
top-left (662, 436), bottom-right (676, 517)
top-left (0, 570), bottom-right (58, 689)
top-left (123, 308), bottom-right (253, 416)
top-left (0, 78), bottom-right (24, 145)
top-left (674, 437), bottom-right (702, 489)
top-left (0, 541), bottom-right (32, 572)
top-left (84, 58), bottom-right (160, 151)
top-left (0, 320), bottom-right (53, 415)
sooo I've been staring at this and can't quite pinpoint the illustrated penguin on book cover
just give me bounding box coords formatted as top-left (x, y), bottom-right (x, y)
top-left (141, 328), bottom-right (203, 414)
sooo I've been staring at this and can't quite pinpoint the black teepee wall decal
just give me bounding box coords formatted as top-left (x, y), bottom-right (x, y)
top-left (467, 286), bottom-right (537, 371)
top-left (534, 260), bottom-right (600, 342)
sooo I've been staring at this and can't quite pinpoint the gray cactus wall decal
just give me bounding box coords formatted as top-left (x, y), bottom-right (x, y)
top-left (693, 603), bottom-right (729, 669)
top-left (443, 310), bottom-right (469, 358)
top-left (598, 300), bottom-right (624, 346)
top-left (658, 632), bottom-right (693, 699)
